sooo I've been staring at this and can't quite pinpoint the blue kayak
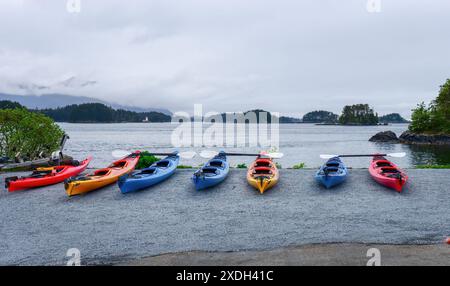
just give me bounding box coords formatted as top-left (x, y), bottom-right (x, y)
top-left (192, 151), bottom-right (229, 190)
top-left (118, 152), bottom-right (179, 193)
top-left (315, 157), bottom-right (348, 189)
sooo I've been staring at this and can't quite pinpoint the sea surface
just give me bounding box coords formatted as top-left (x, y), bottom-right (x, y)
top-left (58, 123), bottom-right (450, 169)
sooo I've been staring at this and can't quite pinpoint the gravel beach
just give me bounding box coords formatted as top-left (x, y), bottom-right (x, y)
top-left (0, 169), bottom-right (449, 265)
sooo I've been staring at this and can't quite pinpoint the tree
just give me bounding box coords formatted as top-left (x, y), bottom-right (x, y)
top-left (409, 79), bottom-right (450, 134)
top-left (0, 108), bottom-right (64, 160)
top-left (338, 104), bottom-right (378, 125)
top-left (0, 100), bottom-right (24, 109)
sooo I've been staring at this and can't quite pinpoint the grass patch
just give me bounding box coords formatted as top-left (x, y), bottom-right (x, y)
top-left (236, 163), bottom-right (247, 169)
top-left (415, 165), bottom-right (450, 169)
top-left (292, 163), bottom-right (306, 169)
top-left (177, 165), bottom-right (193, 169)
top-left (136, 151), bottom-right (160, 169)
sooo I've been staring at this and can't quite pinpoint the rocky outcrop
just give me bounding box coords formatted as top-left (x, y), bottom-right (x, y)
top-left (369, 131), bottom-right (399, 143)
top-left (399, 131), bottom-right (450, 145)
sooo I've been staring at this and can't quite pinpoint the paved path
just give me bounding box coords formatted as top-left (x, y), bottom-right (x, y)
top-left (120, 244), bottom-right (450, 266)
top-left (0, 169), bottom-right (449, 265)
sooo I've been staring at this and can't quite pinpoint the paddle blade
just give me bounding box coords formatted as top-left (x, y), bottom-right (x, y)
top-left (266, 152), bottom-right (284, 159)
top-left (320, 154), bottom-right (337, 159)
top-left (112, 149), bottom-right (130, 158)
top-left (178, 151), bottom-right (196, 159)
top-left (199, 150), bottom-right (219, 159)
top-left (387, 152), bottom-right (406, 158)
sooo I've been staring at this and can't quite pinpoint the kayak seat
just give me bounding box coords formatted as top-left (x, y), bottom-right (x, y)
top-left (376, 162), bottom-right (393, 167)
top-left (201, 167), bottom-right (218, 175)
top-left (209, 160), bottom-right (224, 168)
top-left (323, 167), bottom-right (339, 173)
top-left (381, 168), bottom-right (400, 174)
top-left (326, 163), bottom-right (340, 168)
top-left (253, 167), bottom-right (272, 175)
top-left (94, 169), bottom-right (110, 176)
top-left (155, 160), bottom-right (170, 168)
top-left (111, 161), bottom-right (127, 168)
top-left (255, 162), bottom-right (271, 168)
top-left (140, 168), bottom-right (157, 175)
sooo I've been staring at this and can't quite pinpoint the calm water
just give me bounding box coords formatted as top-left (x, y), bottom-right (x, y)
top-left (59, 123), bottom-right (450, 169)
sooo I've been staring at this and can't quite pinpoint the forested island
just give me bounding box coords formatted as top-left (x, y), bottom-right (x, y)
top-left (302, 110), bottom-right (339, 123)
top-left (0, 101), bottom-right (171, 123)
top-left (379, 113), bottom-right (410, 124)
top-left (0, 100), bottom-right (408, 125)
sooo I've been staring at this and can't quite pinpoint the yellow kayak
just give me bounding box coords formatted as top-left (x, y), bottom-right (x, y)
top-left (247, 155), bottom-right (279, 194)
top-left (65, 151), bottom-right (140, 196)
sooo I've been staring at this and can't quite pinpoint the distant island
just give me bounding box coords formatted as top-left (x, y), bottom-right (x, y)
top-left (302, 110), bottom-right (339, 123)
top-left (379, 113), bottom-right (410, 124)
top-left (0, 99), bottom-right (409, 125)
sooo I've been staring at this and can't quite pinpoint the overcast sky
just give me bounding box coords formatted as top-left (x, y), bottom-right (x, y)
top-left (0, 0), bottom-right (449, 118)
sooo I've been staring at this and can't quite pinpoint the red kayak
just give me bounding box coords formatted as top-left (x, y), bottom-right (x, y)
top-left (5, 157), bottom-right (92, 192)
top-left (369, 156), bottom-right (408, 192)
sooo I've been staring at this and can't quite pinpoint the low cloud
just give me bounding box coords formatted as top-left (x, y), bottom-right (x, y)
top-left (0, 0), bottom-right (449, 118)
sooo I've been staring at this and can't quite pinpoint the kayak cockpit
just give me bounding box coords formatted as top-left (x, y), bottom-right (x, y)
top-left (208, 160), bottom-right (224, 168)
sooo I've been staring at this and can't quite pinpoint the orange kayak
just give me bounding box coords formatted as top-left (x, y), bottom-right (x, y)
top-left (247, 154), bottom-right (279, 194)
top-left (65, 151), bottom-right (140, 196)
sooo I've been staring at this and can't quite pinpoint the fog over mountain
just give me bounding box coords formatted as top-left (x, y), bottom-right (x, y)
top-left (0, 93), bottom-right (172, 115)
top-left (1, 0), bottom-right (449, 118)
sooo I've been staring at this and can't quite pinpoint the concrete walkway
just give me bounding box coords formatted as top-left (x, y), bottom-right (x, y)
top-left (0, 169), bottom-right (449, 265)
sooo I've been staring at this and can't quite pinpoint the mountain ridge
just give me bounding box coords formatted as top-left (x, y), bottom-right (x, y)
top-left (0, 93), bottom-right (172, 115)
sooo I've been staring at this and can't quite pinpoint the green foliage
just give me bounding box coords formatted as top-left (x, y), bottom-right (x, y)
top-left (409, 79), bottom-right (450, 134)
top-left (378, 113), bottom-right (409, 123)
top-left (339, 104), bottom-right (378, 125)
top-left (236, 163), bottom-right (247, 168)
top-left (0, 100), bottom-right (24, 110)
top-left (0, 108), bottom-right (64, 160)
top-left (177, 165), bottom-right (193, 169)
top-left (302, 110), bottom-right (338, 123)
top-left (410, 102), bottom-right (433, 133)
top-left (292, 162), bottom-right (306, 169)
top-left (415, 164), bottom-right (450, 169)
top-left (38, 103), bottom-right (171, 123)
top-left (275, 162), bottom-right (282, 169)
top-left (135, 151), bottom-right (160, 169)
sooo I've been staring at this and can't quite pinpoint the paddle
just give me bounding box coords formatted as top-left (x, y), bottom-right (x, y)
top-left (199, 150), bottom-right (284, 159)
top-left (111, 150), bottom-right (196, 159)
top-left (319, 152), bottom-right (406, 159)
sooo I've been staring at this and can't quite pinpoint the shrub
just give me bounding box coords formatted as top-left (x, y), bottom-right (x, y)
top-left (409, 79), bottom-right (450, 134)
top-left (292, 163), bottom-right (306, 169)
top-left (236, 163), bottom-right (247, 168)
top-left (0, 108), bottom-right (64, 160)
top-left (135, 151), bottom-right (160, 169)
top-left (177, 165), bottom-right (193, 169)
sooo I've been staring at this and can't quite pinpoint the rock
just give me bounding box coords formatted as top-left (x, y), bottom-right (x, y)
top-left (399, 131), bottom-right (450, 145)
top-left (369, 131), bottom-right (399, 143)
